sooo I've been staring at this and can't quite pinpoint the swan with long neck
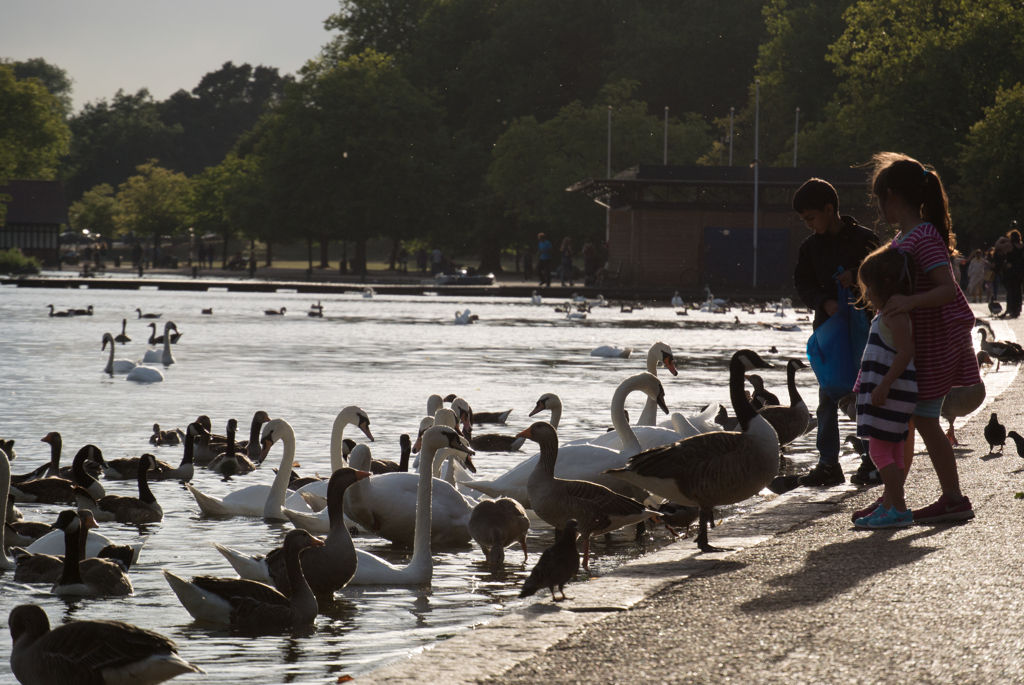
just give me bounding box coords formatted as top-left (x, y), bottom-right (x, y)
top-left (185, 418), bottom-right (304, 520)
top-left (142, 322), bottom-right (177, 365)
top-left (347, 426), bottom-right (471, 585)
top-left (0, 446), bottom-right (15, 569)
top-left (101, 333), bottom-right (138, 375)
top-left (637, 342), bottom-right (678, 425)
top-left (285, 406), bottom-right (374, 502)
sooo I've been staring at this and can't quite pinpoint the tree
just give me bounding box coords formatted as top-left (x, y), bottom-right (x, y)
top-left (114, 160), bottom-right (190, 249)
top-left (69, 184), bottom-right (119, 238)
top-left (0, 64), bottom-right (70, 181)
top-left (6, 57), bottom-right (74, 117)
top-left (956, 83), bottom-right (1024, 244)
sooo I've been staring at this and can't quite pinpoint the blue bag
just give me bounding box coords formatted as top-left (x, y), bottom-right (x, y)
top-left (806, 283), bottom-right (870, 402)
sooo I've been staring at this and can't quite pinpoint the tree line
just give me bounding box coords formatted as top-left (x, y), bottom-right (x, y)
top-left (3, 0), bottom-right (1023, 270)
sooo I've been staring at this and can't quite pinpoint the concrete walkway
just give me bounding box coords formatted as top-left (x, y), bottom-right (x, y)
top-left (357, 315), bottom-right (1024, 685)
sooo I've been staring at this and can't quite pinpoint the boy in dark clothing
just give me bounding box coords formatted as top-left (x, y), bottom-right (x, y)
top-left (792, 178), bottom-right (880, 487)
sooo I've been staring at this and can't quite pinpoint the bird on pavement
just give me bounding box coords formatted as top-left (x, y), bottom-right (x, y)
top-left (989, 300), bottom-right (1003, 316)
top-left (519, 519), bottom-right (580, 602)
top-left (1006, 431), bottom-right (1024, 459)
top-left (984, 413), bottom-right (1006, 453)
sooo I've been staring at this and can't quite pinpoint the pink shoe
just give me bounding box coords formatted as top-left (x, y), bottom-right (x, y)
top-left (912, 494), bottom-right (975, 523)
top-left (851, 497), bottom-right (883, 523)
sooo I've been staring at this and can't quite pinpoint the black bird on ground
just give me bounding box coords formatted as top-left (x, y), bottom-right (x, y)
top-left (845, 435), bottom-right (867, 457)
top-left (989, 300), bottom-right (1003, 316)
top-left (985, 413), bottom-right (1006, 453)
top-left (519, 519), bottom-right (580, 602)
top-left (1006, 431), bottom-right (1024, 458)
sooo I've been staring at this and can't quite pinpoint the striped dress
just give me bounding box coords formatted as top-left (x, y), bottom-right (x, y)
top-left (897, 224), bottom-right (981, 400)
top-left (855, 315), bottom-right (918, 442)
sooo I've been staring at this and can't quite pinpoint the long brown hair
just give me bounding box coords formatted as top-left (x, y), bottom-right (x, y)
top-left (870, 152), bottom-right (954, 254)
top-left (856, 244), bottom-right (916, 309)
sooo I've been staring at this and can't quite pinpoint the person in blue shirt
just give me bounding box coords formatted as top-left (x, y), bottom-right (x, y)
top-left (537, 233), bottom-right (553, 287)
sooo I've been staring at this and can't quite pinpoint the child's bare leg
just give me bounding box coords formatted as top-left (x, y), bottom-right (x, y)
top-left (903, 419), bottom-right (915, 475)
top-left (915, 415), bottom-right (963, 500)
top-left (878, 463), bottom-right (906, 512)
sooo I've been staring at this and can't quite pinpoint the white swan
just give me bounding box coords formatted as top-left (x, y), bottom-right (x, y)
top-left (454, 309), bottom-right (477, 325)
top-left (142, 321), bottom-right (177, 365)
top-left (125, 365), bottom-right (164, 383)
top-left (101, 333), bottom-right (138, 375)
top-left (636, 342), bottom-right (678, 426)
top-left (289, 406), bottom-right (374, 503)
top-left (185, 418), bottom-right (300, 520)
top-left (463, 373), bottom-right (670, 507)
top-left (531, 290), bottom-right (542, 305)
top-left (26, 528), bottom-right (146, 565)
top-left (671, 291), bottom-right (684, 307)
top-left (347, 426), bottom-right (471, 585)
top-left (658, 402), bottom-right (721, 434)
top-left (0, 446), bottom-right (15, 569)
top-left (362, 287), bottom-right (374, 298)
top-left (343, 426), bottom-right (476, 548)
top-left (566, 311), bottom-right (586, 320)
top-left (590, 345), bottom-right (633, 359)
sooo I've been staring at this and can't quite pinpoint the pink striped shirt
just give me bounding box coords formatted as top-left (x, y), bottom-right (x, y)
top-left (897, 223), bottom-right (981, 400)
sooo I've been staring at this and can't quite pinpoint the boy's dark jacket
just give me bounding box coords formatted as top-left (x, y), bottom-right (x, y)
top-left (793, 215), bottom-right (880, 330)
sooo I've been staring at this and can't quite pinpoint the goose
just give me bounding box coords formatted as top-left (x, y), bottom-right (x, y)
top-left (347, 426), bottom-right (470, 585)
top-left (531, 290), bottom-right (543, 304)
top-left (0, 447), bottom-right (15, 569)
top-left (147, 322), bottom-right (182, 344)
top-left (149, 423), bottom-right (183, 446)
top-left (521, 421), bottom-right (658, 571)
top-left (591, 345), bottom-right (633, 359)
top-left (940, 382), bottom-right (986, 445)
top-left (448, 398), bottom-right (525, 452)
top-left (25, 521), bottom-right (146, 566)
top-left (190, 417), bottom-right (226, 466)
top-left (30, 434), bottom-right (100, 481)
top-left (185, 418), bottom-right (301, 520)
top-left (519, 519), bottom-right (580, 602)
top-left (442, 393), bottom-right (512, 425)
top-left (978, 327), bottom-right (1024, 361)
top-left (10, 445), bottom-right (105, 504)
top-left (264, 307), bottom-right (286, 315)
top-left (102, 332), bottom-right (139, 375)
top-left (756, 359), bottom-right (810, 448)
top-left (126, 365), bottom-right (164, 383)
top-left (208, 419), bottom-right (257, 477)
top-left (5, 503), bottom-right (53, 548)
top-left (201, 307), bottom-right (213, 315)
top-left (142, 322), bottom-right (177, 365)
top-left (671, 291), bottom-right (684, 307)
top-left (468, 497), bottom-right (530, 569)
top-left (75, 454), bottom-right (162, 524)
top-left (12, 511), bottom-right (134, 584)
top-left (114, 318), bottom-right (131, 344)
top-left (463, 374), bottom-right (671, 507)
top-left (135, 308), bottom-right (162, 319)
top-left (9, 604), bottom-right (204, 685)
top-left (151, 423), bottom-right (200, 482)
top-left (100, 451), bottom-right (173, 481)
top-left (11, 433), bottom-right (60, 484)
top-left (46, 304), bottom-right (72, 318)
top-left (454, 308), bottom-right (477, 325)
top-left (636, 342), bottom-right (679, 426)
top-left (307, 307), bottom-right (323, 318)
top-left (163, 529), bottom-right (322, 629)
top-left (243, 410), bottom-right (272, 463)
top-left (51, 510), bottom-right (133, 597)
top-left (343, 428), bottom-right (476, 548)
top-left (606, 349), bottom-right (778, 553)
top-left (215, 468), bottom-right (367, 596)
top-left (369, 433), bottom-right (411, 474)
top-left (746, 374), bottom-right (779, 409)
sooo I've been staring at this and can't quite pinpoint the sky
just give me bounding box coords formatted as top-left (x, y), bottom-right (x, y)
top-left (1, 0), bottom-right (340, 111)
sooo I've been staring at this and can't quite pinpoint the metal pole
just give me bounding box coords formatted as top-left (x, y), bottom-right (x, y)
top-left (663, 106), bottom-right (669, 165)
top-left (606, 106), bottom-right (612, 242)
top-left (793, 107), bottom-right (800, 168)
top-left (607, 106), bottom-right (612, 179)
top-left (753, 81), bottom-right (760, 288)
top-left (728, 107), bottom-right (735, 167)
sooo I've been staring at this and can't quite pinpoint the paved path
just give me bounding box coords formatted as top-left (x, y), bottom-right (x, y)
top-left (357, 315), bottom-right (1023, 685)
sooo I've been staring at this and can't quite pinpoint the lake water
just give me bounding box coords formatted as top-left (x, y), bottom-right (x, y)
top-left (0, 283), bottom-right (849, 682)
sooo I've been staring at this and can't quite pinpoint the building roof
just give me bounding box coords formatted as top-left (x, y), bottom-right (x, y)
top-left (0, 180), bottom-right (69, 225)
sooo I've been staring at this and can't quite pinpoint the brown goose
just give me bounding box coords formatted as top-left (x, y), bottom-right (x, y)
top-left (135, 307), bottom-right (162, 319)
top-left (208, 419), bottom-right (257, 477)
top-left (75, 453), bottom-right (163, 524)
top-left (607, 349), bottom-right (779, 553)
top-left (468, 497), bottom-right (530, 569)
top-left (940, 382), bottom-right (986, 445)
top-left (164, 529), bottom-right (323, 629)
top-left (114, 317), bottom-right (131, 344)
top-left (369, 433), bottom-right (411, 474)
top-left (9, 604), bottom-right (204, 685)
top-left (149, 423), bottom-right (183, 446)
top-left (756, 358), bottom-right (810, 448)
top-left (746, 374), bottom-right (779, 409)
top-left (100, 452), bottom-right (172, 481)
top-left (46, 304), bottom-right (72, 317)
top-left (50, 510), bottom-right (133, 597)
top-left (10, 445), bottom-right (105, 504)
top-left (12, 511), bottom-right (135, 584)
top-left (520, 421), bottom-right (658, 571)
top-left (150, 422), bottom-right (199, 482)
top-left (147, 321), bottom-right (182, 344)
top-left (215, 468), bottom-right (367, 596)
top-left (12, 433), bottom-right (98, 484)
top-left (451, 398), bottom-right (526, 452)
top-left (519, 519), bottom-right (580, 602)
top-left (444, 393), bottom-right (512, 424)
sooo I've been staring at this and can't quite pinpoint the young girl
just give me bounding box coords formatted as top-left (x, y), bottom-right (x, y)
top-left (853, 246), bottom-right (917, 528)
top-left (862, 153), bottom-right (980, 524)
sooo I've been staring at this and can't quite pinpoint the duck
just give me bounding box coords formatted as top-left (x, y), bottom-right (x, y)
top-left (114, 318), bottom-right (131, 344)
top-left (215, 468), bottom-right (367, 596)
top-left (147, 322), bottom-right (182, 345)
top-left (46, 304), bottom-right (72, 318)
top-left (163, 529), bottom-right (323, 629)
top-left (756, 359), bottom-right (810, 448)
top-left (149, 423), bottom-right (183, 446)
top-left (590, 345), bottom-right (633, 359)
top-left (469, 497), bottom-right (530, 569)
top-left (746, 374), bottom-right (779, 409)
top-left (264, 307), bottom-right (287, 315)
top-left (978, 327), bottom-right (1024, 361)
top-left (10, 445), bottom-right (105, 504)
top-left (519, 519), bottom-right (580, 602)
top-left (343, 427), bottom-right (476, 548)
top-left (9, 604), bottom-right (204, 685)
top-left (208, 419), bottom-right (258, 477)
top-left (51, 510), bottom-right (133, 597)
top-left (75, 454), bottom-right (163, 524)
top-left (125, 365), bottom-right (164, 383)
top-left (186, 418), bottom-right (302, 520)
top-left (201, 307), bottom-right (214, 315)
top-left (606, 349), bottom-right (779, 553)
top-left (347, 426), bottom-right (470, 585)
top-left (940, 382), bottom-right (986, 445)
top-left (671, 291), bottom-right (684, 307)
top-left (977, 350), bottom-right (997, 372)
top-left (102, 332), bottom-right (139, 375)
top-left (142, 322), bottom-right (177, 365)
top-left (531, 290), bottom-right (543, 304)
top-left (135, 308), bottom-right (162, 319)
top-left (442, 394), bottom-right (512, 425)
top-left (521, 421), bottom-right (658, 571)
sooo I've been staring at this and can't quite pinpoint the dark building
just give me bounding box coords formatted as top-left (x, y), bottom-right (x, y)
top-left (569, 165), bottom-right (877, 294)
top-left (0, 180), bottom-right (68, 266)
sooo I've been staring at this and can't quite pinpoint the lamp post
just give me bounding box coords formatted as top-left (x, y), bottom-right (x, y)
top-left (793, 107), bottom-right (800, 168)
top-left (606, 105), bottom-right (612, 242)
top-left (728, 107), bottom-right (735, 167)
top-left (663, 106), bottom-right (669, 165)
top-left (752, 80), bottom-right (760, 288)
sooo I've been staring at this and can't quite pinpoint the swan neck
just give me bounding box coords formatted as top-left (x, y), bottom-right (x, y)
top-left (105, 338), bottom-right (115, 375)
top-left (410, 442), bottom-right (437, 569)
top-left (0, 451), bottom-right (11, 565)
top-left (549, 401), bottom-right (562, 430)
top-left (329, 415), bottom-right (347, 472)
top-left (399, 440), bottom-right (411, 472)
top-left (265, 433), bottom-right (295, 519)
top-left (611, 378), bottom-right (644, 456)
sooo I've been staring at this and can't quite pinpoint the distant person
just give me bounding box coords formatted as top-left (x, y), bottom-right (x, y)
top-left (398, 243), bottom-right (409, 273)
top-left (582, 238), bottom-right (599, 285)
top-left (1000, 224), bottom-right (1024, 318)
top-left (208, 244), bottom-right (215, 269)
top-left (792, 177), bottom-right (880, 489)
top-left (966, 249), bottom-right (988, 303)
top-left (559, 237), bottom-right (574, 286)
top-left (537, 233), bottom-right (552, 287)
top-left (522, 244), bottom-right (534, 282)
top-left (196, 239), bottom-right (206, 270)
top-left (431, 247), bottom-right (443, 275)
top-left (131, 242), bottom-right (143, 269)
top-left (417, 248), bottom-right (428, 274)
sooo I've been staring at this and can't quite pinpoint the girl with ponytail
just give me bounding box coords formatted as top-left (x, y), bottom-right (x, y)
top-left (867, 152), bottom-right (980, 524)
